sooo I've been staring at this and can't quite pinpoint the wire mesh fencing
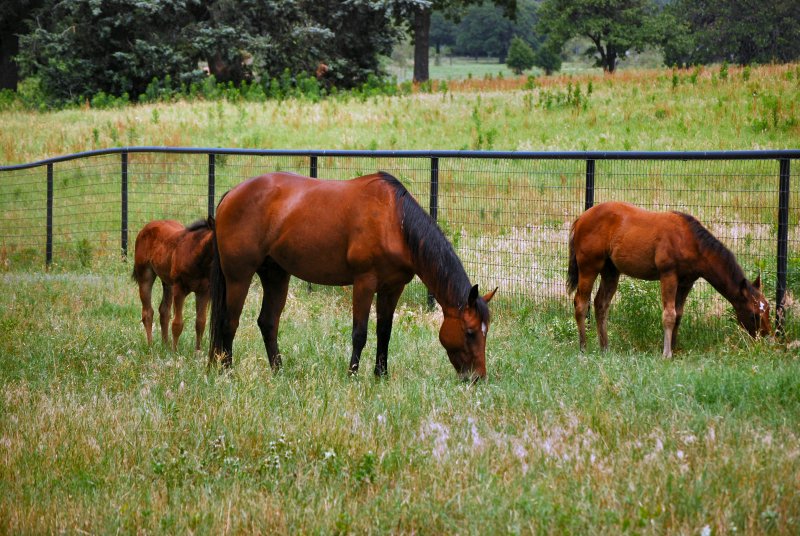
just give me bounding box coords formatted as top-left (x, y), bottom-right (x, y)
top-left (1, 148), bottom-right (797, 336)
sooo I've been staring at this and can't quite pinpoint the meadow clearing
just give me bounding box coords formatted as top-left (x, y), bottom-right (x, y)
top-left (1, 63), bottom-right (799, 533)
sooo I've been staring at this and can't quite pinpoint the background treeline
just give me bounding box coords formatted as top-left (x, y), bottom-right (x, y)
top-left (1, 0), bottom-right (799, 109)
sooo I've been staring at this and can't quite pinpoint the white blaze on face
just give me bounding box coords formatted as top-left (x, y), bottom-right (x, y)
top-left (481, 322), bottom-right (487, 337)
top-left (759, 301), bottom-right (766, 313)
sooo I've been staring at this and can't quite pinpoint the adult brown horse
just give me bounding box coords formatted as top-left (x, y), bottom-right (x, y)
top-left (568, 201), bottom-right (772, 357)
top-left (208, 171), bottom-right (496, 380)
top-left (133, 218), bottom-right (215, 351)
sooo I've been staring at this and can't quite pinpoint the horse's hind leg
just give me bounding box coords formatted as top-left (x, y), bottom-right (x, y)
top-left (194, 290), bottom-right (210, 353)
top-left (594, 262), bottom-right (620, 351)
top-left (171, 285), bottom-right (187, 351)
top-left (136, 265), bottom-right (156, 345)
top-left (159, 281), bottom-right (173, 346)
top-left (374, 286), bottom-right (404, 377)
top-left (574, 270), bottom-right (598, 352)
top-left (256, 264), bottom-right (290, 371)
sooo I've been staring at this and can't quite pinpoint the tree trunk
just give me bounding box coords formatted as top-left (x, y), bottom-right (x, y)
top-left (412, 7), bottom-right (431, 83)
top-left (605, 48), bottom-right (617, 73)
top-left (0, 33), bottom-right (19, 91)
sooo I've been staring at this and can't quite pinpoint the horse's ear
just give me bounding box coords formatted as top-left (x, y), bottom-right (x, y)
top-left (739, 278), bottom-right (752, 297)
top-left (468, 284), bottom-right (479, 307)
top-left (483, 287), bottom-right (498, 303)
top-left (753, 274), bottom-right (762, 290)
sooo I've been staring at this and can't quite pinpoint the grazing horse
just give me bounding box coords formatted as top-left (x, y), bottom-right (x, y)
top-left (133, 218), bottom-right (215, 351)
top-left (209, 171), bottom-right (496, 380)
top-left (568, 201), bottom-right (772, 357)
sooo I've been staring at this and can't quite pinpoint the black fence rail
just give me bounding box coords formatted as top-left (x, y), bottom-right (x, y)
top-left (1, 147), bottom-right (798, 333)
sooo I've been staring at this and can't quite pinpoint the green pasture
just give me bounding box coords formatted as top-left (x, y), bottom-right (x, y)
top-left (0, 271), bottom-right (798, 533)
top-left (1, 62), bottom-right (800, 532)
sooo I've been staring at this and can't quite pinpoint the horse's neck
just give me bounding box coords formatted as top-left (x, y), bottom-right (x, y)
top-left (699, 250), bottom-right (746, 307)
top-left (412, 259), bottom-right (467, 313)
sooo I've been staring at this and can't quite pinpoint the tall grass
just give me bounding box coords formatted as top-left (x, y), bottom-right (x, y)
top-left (2, 63), bottom-right (799, 166)
top-left (0, 272), bottom-right (798, 533)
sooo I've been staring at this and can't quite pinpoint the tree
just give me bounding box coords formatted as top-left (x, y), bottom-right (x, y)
top-left (17, 0), bottom-right (201, 103)
top-left (391, 0), bottom-right (516, 82)
top-left (533, 44), bottom-right (562, 75)
top-left (537, 0), bottom-right (660, 73)
top-left (506, 36), bottom-right (536, 74)
top-left (429, 11), bottom-right (457, 54)
top-left (0, 0), bottom-right (43, 90)
top-left (14, 0), bottom-right (401, 103)
top-left (661, 0), bottom-right (800, 66)
top-left (453, 4), bottom-right (514, 59)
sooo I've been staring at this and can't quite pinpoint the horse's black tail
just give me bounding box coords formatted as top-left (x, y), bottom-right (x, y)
top-left (567, 223), bottom-right (579, 295)
top-left (208, 221), bottom-right (228, 367)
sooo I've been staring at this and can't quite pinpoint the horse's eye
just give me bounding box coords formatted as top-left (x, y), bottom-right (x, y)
top-left (466, 329), bottom-right (476, 338)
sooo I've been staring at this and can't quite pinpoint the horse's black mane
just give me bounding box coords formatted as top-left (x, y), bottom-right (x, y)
top-left (675, 211), bottom-right (746, 284)
top-left (185, 218), bottom-right (213, 233)
top-left (379, 171), bottom-right (488, 320)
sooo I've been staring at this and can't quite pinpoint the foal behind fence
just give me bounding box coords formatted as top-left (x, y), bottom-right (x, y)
top-left (132, 218), bottom-right (215, 351)
top-left (568, 201), bottom-right (772, 357)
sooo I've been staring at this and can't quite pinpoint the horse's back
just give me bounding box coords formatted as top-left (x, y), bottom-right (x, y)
top-left (215, 172), bottom-right (409, 285)
top-left (573, 202), bottom-right (693, 279)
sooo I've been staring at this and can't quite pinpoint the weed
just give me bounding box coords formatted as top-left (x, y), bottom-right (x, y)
top-left (75, 237), bottom-right (93, 268)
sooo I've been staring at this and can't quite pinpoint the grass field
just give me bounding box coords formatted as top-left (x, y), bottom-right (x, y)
top-left (1, 271), bottom-right (799, 534)
top-left (1, 62), bottom-right (800, 533)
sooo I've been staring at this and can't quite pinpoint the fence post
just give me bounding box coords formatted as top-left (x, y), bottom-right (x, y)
top-left (428, 157), bottom-right (440, 309)
top-left (46, 163), bottom-right (53, 269)
top-left (121, 151), bottom-right (128, 260)
top-left (310, 155), bottom-right (318, 178)
top-left (208, 153), bottom-right (216, 218)
top-left (776, 158), bottom-right (790, 334)
top-left (585, 159), bottom-right (596, 211)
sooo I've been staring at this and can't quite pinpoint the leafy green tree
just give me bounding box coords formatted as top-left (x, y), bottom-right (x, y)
top-left (429, 11), bottom-right (458, 54)
top-left (506, 36), bottom-right (536, 74)
top-left (17, 0), bottom-right (201, 103)
top-left (390, 0), bottom-right (516, 82)
top-left (453, 4), bottom-right (514, 59)
top-left (537, 0), bottom-right (660, 72)
top-left (662, 0), bottom-right (800, 66)
top-left (15, 0), bottom-right (401, 104)
top-left (533, 44), bottom-right (562, 75)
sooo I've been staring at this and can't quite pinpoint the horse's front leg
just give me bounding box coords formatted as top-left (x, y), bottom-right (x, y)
top-left (659, 272), bottom-right (679, 358)
top-left (671, 281), bottom-right (694, 353)
top-left (159, 281), bottom-right (173, 347)
top-left (256, 265), bottom-right (290, 371)
top-left (171, 284), bottom-right (187, 351)
top-left (349, 277), bottom-right (377, 375)
top-left (194, 289), bottom-right (210, 353)
top-left (374, 286), bottom-right (404, 377)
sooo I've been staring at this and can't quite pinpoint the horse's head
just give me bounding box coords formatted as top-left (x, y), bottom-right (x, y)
top-left (439, 285), bottom-right (497, 382)
top-left (736, 275), bottom-right (772, 337)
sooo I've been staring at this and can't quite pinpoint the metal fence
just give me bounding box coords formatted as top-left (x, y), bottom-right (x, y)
top-left (1, 147), bottom-right (797, 333)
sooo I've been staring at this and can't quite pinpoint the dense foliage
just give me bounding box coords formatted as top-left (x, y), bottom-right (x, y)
top-left (13, 0), bottom-right (400, 105)
top-left (506, 36), bottom-right (536, 74)
top-left (5, 0), bottom-right (800, 107)
top-left (661, 0), bottom-right (800, 66)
